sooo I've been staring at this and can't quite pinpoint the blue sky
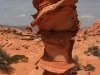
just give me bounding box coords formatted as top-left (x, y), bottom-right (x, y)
top-left (0, 0), bottom-right (100, 27)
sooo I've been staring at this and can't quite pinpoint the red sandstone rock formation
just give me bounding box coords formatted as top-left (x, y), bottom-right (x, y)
top-left (28, 0), bottom-right (80, 75)
top-left (31, 0), bottom-right (80, 31)
top-left (86, 19), bottom-right (100, 36)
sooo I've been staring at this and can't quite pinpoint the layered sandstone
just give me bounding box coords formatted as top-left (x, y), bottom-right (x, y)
top-left (86, 19), bottom-right (100, 35)
top-left (30, 0), bottom-right (80, 75)
top-left (31, 0), bottom-right (79, 31)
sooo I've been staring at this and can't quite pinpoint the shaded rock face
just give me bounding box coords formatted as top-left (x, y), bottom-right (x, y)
top-left (31, 0), bottom-right (80, 74)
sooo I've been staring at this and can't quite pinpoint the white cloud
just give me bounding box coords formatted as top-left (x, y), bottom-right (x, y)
top-left (81, 15), bottom-right (94, 19)
top-left (15, 14), bottom-right (27, 18)
top-left (79, 15), bottom-right (95, 22)
top-left (4, 15), bottom-right (7, 17)
top-left (0, 0), bottom-right (36, 25)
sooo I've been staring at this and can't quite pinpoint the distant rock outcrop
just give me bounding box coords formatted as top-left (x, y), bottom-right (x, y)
top-left (86, 19), bottom-right (100, 36)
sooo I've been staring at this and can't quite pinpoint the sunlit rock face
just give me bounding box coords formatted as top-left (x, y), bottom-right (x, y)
top-left (31, 0), bottom-right (80, 74)
top-left (31, 0), bottom-right (79, 31)
top-left (86, 19), bottom-right (100, 35)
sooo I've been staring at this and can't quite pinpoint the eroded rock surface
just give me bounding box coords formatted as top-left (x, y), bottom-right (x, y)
top-left (86, 19), bottom-right (100, 36)
top-left (31, 0), bottom-right (80, 31)
top-left (30, 0), bottom-right (80, 75)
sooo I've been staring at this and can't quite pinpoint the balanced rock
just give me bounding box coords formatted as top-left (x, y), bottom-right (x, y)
top-left (29, 0), bottom-right (80, 75)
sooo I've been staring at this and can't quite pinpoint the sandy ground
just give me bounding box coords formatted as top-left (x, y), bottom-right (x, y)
top-left (0, 32), bottom-right (44, 75)
top-left (0, 28), bottom-right (100, 75)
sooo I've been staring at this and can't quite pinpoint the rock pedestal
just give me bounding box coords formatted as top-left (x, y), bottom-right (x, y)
top-left (30, 0), bottom-right (80, 75)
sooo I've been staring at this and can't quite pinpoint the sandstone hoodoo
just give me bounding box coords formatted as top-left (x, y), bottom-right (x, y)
top-left (28, 0), bottom-right (80, 75)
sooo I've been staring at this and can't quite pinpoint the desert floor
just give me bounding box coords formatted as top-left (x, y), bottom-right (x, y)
top-left (0, 27), bottom-right (100, 75)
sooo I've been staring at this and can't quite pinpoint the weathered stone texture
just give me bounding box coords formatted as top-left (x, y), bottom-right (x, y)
top-left (30, 0), bottom-right (80, 74)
